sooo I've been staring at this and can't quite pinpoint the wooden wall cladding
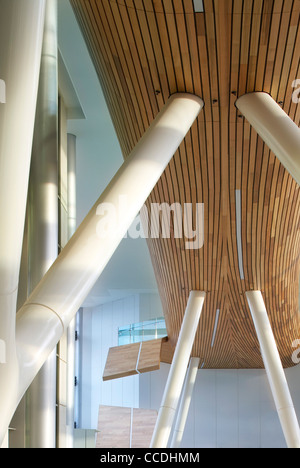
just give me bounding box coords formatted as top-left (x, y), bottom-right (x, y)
top-left (96, 405), bottom-right (157, 448)
top-left (70, 0), bottom-right (300, 369)
top-left (103, 338), bottom-right (166, 380)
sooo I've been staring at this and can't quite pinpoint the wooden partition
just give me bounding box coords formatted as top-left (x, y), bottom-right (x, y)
top-left (96, 405), bottom-right (157, 449)
top-left (103, 338), bottom-right (168, 381)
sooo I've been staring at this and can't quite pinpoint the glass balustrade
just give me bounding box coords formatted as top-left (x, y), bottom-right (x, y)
top-left (118, 317), bottom-right (167, 346)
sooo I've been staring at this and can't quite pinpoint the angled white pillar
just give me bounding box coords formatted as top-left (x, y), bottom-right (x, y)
top-left (25, 0), bottom-right (59, 449)
top-left (170, 357), bottom-right (200, 448)
top-left (0, 93), bottom-right (204, 445)
top-left (0, 0), bottom-right (46, 444)
top-left (236, 92), bottom-right (300, 186)
top-left (150, 291), bottom-right (205, 448)
top-left (246, 291), bottom-right (300, 449)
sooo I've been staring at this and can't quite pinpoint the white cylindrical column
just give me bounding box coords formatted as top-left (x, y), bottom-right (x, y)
top-left (170, 357), bottom-right (200, 448)
top-left (66, 133), bottom-right (77, 448)
top-left (0, 0), bottom-right (46, 303)
top-left (0, 93), bottom-right (203, 446)
top-left (0, 0), bottom-right (46, 446)
top-left (150, 291), bottom-right (205, 448)
top-left (246, 291), bottom-right (300, 449)
top-left (21, 0), bottom-right (59, 448)
top-left (25, 0), bottom-right (59, 449)
top-left (0, 431), bottom-right (8, 449)
top-left (67, 134), bottom-right (77, 239)
top-left (236, 92), bottom-right (300, 186)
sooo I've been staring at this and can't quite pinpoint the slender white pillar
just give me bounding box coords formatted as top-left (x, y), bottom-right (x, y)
top-left (0, 0), bottom-right (46, 445)
top-left (236, 92), bottom-right (300, 186)
top-left (150, 291), bottom-right (205, 448)
top-left (66, 133), bottom-right (77, 448)
top-left (19, 0), bottom-right (59, 448)
top-left (246, 291), bottom-right (300, 449)
top-left (25, 0), bottom-right (59, 449)
top-left (0, 93), bottom-right (204, 445)
top-left (170, 357), bottom-right (200, 448)
top-left (67, 134), bottom-right (77, 239)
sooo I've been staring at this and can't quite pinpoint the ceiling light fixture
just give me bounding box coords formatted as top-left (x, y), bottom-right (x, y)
top-left (211, 309), bottom-right (220, 348)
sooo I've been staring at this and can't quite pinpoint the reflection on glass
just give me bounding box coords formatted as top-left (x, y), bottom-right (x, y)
top-left (118, 317), bottom-right (167, 345)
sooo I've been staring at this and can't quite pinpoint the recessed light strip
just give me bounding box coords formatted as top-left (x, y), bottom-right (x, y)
top-left (193, 0), bottom-right (204, 13)
top-left (235, 189), bottom-right (245, 280)
top-left (211, 309), bottom-right (220, 348)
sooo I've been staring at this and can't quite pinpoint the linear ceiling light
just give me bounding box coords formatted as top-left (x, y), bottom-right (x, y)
top-left (211, 309), bottom-right (220, 348)
top-left (235, 189), bottom-right (245, 280)
top-left (193, 0), bottom-right (204, 13)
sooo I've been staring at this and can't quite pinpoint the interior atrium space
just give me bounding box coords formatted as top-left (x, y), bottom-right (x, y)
top-left (0, 0), bottom-right (300, 449)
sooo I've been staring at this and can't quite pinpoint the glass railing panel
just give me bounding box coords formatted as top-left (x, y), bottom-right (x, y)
top-left (118, 317), bottom-right (167, 346)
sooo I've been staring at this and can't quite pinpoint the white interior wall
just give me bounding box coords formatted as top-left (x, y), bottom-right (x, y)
top-left (80, 295), bottom-right (140, 429)
top-left (139, 363), bottom-right (300, 448)
top-left (79, 292), bottom-right (163, 430)
top-left (79, 292), bottom-right (300, 448)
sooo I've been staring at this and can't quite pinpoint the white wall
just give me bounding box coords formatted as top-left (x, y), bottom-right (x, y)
top-left (140, 363), bottom-right (300, 448)
top-left (79, 295), bottom-right (140, 429)
top-left (139, 293), bottom-right (164, 322)
top-left (79, 291), bottom-right (300, 448)
top-left (79, 292), bottom-right (163, 430)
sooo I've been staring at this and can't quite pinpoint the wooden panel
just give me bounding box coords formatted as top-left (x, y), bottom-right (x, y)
top-left (103, 342), bottom-right (140, 381)
top-left (103, 338), bottom-right (166, 381)
top-left (96, 406), bottom-right (131, 448)
top-left (137, 338), bottom-right (163, 374)
top-left (131, 409), bottom-right (158, 448)
top-left (96, 406), bottom-right (157, 449)
top-left (71, 0), bottom-right (300, 369)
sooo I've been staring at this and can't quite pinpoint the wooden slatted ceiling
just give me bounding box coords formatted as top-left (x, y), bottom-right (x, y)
top-left (70, 0), bottom-right (300, 369)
